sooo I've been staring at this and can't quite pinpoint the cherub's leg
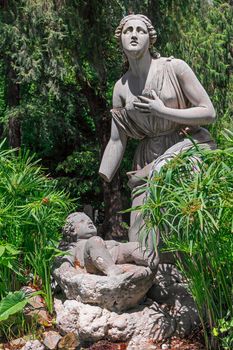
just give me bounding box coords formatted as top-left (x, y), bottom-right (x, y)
top-left (116, 242), bottom-right (159, 272)
top-left (84, 236), bottom-right (123, 276)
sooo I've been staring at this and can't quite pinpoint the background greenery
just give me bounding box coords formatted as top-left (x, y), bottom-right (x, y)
top-left (0, 0), bottom-right (232, 347)
top-left (0, 0), bottom-right (232, 237)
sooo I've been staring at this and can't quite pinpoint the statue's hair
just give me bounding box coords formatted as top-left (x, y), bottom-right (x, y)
top-left (62, 212), bottom-right (92, 243)
top-left (115, 14), bottom-right (158, 54)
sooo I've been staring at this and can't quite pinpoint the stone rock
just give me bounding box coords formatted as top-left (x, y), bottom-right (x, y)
top-left (88, 340), bottom-right (123, 350)
top-left (22, 286), bottom-right (52, 326)
top-left (54, 297), bottom-right (175, 346)
top-left (58, 333), bottom-right (80, 350)
top-left (21, 340), bottom-right (45, 350)
top-left (161, 344), bottom-right (169, 350)
top-left (25, 309), bottom-right (52, 327)
top-left (54, 264), bottom-right (155, 312)
top-left (9, 337), bottom-right (26, 347)
top-left (43, 331), bottom-right (62, 350)
top-left (147, 264), bottom-right (200, 337)
top-left (21, 286), bottom-right (45, 310)
top-left (155, 264), bottom-right (184, 287)
top-left (54, 263), bottom-right (200, 347)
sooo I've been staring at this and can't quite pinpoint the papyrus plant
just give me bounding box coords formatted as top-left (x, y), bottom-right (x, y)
top-left (141, 131), bottom-right (233, 349)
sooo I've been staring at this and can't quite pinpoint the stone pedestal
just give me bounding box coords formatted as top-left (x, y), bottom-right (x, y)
top-left (53, 264), bottom-right (155, 312)
top-left (54, 298), bottom-right (175, 349)
top-left (54, 264), bottom-right (200, 348)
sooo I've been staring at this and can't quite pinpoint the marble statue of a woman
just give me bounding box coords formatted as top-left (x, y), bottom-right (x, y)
top-left (99, 14), bottom-right (216, 241)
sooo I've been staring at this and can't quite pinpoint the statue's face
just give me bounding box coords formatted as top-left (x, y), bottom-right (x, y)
top-left (121, 19), bottom-right (150, 59)
top-left (73, 214), bottom-right (97, 240)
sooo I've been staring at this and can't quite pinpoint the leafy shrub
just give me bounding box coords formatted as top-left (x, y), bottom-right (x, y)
top-left (141, 131), bottom-right (233, 349)
top-left (213, 315), bottom-right (233, 350)
top-left (0, 290), bottom-right (41, 341)
top-left (0, 291), bottom-right (29, 322)
top-left (0, 140), bottom-right (74, 313)
top-left (55, 148), bottom-right (101, 207)
top-left (0, 242), bottom-right (22, 298)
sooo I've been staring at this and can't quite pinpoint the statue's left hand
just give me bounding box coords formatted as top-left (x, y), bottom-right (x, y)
top-left (134, 90), bottom-right (166, 116)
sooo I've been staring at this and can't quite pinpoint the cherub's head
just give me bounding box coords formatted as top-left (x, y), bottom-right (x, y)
top-left (62, 212), bottom-right (97, 243)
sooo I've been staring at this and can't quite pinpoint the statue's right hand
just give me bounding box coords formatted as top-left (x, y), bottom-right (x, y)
top-left (125, 97), bottom-right (141, 112)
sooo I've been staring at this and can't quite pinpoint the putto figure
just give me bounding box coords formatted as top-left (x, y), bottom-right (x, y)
top-left (55, 212), bottom-right (158, 277)
top-left (99, 14), bottom-right (216, 241)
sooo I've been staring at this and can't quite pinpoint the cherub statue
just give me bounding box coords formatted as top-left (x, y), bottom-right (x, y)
top-left (55, 212), bottom-right (158, 277)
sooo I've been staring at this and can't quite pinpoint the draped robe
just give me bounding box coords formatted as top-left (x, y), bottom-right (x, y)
top-left (111, 57), bottom-right (215, 176)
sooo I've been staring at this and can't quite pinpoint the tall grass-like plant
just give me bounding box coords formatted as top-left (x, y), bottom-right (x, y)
top-left (140, 132), bottom-right (233, 349)
top-left (0, 140), bottom-right (74, 313)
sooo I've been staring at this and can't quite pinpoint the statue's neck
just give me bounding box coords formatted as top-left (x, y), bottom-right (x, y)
top-left (127, 52), bottom-right (152, 79)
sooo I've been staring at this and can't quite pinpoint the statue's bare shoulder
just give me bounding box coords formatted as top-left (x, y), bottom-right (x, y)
top-left (170, 58), bottom-right (194, 78)
top-left (112, 73), bottom-right (129, 108)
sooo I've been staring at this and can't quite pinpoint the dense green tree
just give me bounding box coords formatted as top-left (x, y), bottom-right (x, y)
top-left (0, 0), bottom-right (232, 239)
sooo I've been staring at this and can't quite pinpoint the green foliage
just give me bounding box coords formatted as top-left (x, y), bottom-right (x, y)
top-left (141, 132), bottom-right (233, 349)
top-left (0, 62), bottom-right (6, 122)
top-left (0, 242), bottom-right (22, 298)
top-left (0, 291), bottom-right (28, 322)
top-left (213, 314), bottom-right (233, 349)
top-left (155, 1), bottom-right (233, 144)
top-left (56, 148), bottom-right (101, 206)
top-left (0, 290), bottom-right (41, 341)
top-left (27, 246), bottom-right (65, 314)
top-left (0, 139), bottom-right (73, 313)
top-left (0, 0), bottom-right (96, 163)
top-left (0, 146), bottom-right (72, 250)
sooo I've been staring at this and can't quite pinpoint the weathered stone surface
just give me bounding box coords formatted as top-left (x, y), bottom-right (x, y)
top-left (9, 337), bottom-right (26, 348)
top-left (21, 340), bottom-right (45, 350)
top-left (54, 297), bottom-right (175, 346)
top-left (99, 15), bottom-right (216, 245)
top-left (55, 264), bottom-right (155, 312)
top-left (147, 264), bottom-right (200, 337)
top-left (21, 286), bottom-right (45, 309)
top-left (54, 264), bottom-right (200, 347)
top-left (43, 331), bottom-right (62, 350)
top-left (58, 333), bottom-right (80, 350)
top-left (22, 286), bottom-right (52, 326)
top-left (25, 308), bottom-right (52, 326)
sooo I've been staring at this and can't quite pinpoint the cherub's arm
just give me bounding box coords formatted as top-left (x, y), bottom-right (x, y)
top-left (52, 245), bottom-right (78, 280)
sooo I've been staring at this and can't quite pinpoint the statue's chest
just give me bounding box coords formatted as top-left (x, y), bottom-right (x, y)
top-left (125, 69), bottom-right (179, 109)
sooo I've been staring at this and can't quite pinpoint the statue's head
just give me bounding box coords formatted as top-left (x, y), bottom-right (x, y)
top-left (115, 14), bottom-right (158, 59)
top-left (62, 212), bottom-right (97, 242)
